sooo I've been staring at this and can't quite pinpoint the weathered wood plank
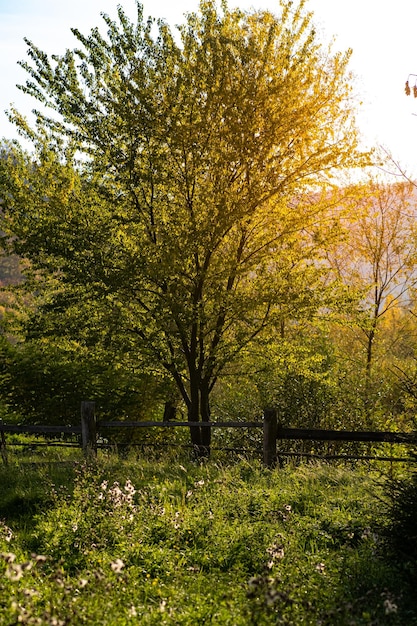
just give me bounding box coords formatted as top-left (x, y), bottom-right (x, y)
top-left (0, 424), bottom-right (82, 434)
top-left (277, 428), bottom-right (417, 443)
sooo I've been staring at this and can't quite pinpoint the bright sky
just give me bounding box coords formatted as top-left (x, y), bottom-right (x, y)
top-left (1, 0), bottom-right (417, 177)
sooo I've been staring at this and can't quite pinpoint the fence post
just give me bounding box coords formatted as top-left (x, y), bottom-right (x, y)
top-left (81, 401), bottom-right (97, 458)
top-left (0, 422), bottom-right (7, 466)
top-left (263, 408), bottom-right (277, 467)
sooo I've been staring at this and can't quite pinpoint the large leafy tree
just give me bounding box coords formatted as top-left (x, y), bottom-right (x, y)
top-left (1, 0), bottom-right (363, 455)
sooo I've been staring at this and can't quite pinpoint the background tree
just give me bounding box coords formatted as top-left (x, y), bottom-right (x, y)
top-left (1, 0), bottom-right (364, 455)
top-left (327, 178), bottom-right (417, 378)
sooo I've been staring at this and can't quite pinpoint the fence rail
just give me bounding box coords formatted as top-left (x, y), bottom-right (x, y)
top-left (0, 424), bottom-right (82, 434)
top-left (276, 427), bottom-right (417, 444)
top-left (1, 404), bottom-right (417, 467)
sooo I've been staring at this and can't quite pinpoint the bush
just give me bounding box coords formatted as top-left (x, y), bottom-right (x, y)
top-left (382, 460), bottom-right (417, 581)
top-left (0, 336), bottom-right (166, 425)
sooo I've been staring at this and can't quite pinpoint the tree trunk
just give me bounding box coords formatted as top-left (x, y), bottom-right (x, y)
top-left (366, 326), bottom-right (375, 378)
top-left (163, 399), bottom-right (177, 422)
top-left (188, 399), bottom-right (203, 456)
top-left (200, 379), bottom-right (211, 457)
top-left (187, 376), bottom-right (211, 459)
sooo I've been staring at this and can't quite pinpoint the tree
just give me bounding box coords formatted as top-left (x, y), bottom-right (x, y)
top-left (1, 0), bottom-right (364, 455)
top-left (327, 178), bottom-right (417, 378)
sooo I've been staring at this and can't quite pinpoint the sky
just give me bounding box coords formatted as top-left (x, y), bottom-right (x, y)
top-left (1, 0), bottom-right (417, 178)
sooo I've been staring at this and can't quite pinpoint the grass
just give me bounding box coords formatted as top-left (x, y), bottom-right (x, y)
top-left (0, 449), bottom-right (416, 625)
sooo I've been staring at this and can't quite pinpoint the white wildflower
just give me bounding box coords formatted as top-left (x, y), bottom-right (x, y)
top-left (267, 543), bottom-right (285, 562)
top-left (31, 554), bottom-right (47, 564)
top-left (383, 598), bottom-right (398, 614)
top-left (159, 600), bottom-right (167, 612)
top-left (1, 552), bottom-right (16, 563)
top-left (248, 576), bottom-right (261, 591)
top-left (124, 479), bottom-right (136, 495)
top-left (110, 558), bottom-right (125, 574)
top-left (5, 563), bottom-right (24, 581)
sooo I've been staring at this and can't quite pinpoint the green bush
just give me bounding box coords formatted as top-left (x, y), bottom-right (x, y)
top-left (382, 460), bottom-right (417, 581)
top-left (0, 336), bottom-right (166, 425)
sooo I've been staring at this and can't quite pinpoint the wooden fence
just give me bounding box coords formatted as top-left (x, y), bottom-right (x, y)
top-left (1, 403), bottom-right (417, 467)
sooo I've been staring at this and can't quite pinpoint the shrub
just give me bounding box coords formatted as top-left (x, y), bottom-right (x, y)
top-left (382, 460), bottom-right (417, 581)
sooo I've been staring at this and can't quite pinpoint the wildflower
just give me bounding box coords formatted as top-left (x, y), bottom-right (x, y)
top-left (265, 588), bottom-right (292, 607)
top-left (21, 561), bottom-right (33, 571)
top-left (266, 543), bottom-right (285, 567)
top-left (268, 545), bottom-right (284, 559)
top-left (110, 558), bottom-right (125, 574)
top-left (124, 479), bottom-right (136, 496)
top-left (248, 576), bottom-right (261, 592)
top-left (159, 599), bottom-right (167, 612)
top-left (109, 483), bottom-right (124, 507)
top-left (23, 588), bottom-right (38, 597)
top-left (315, 562), bottom-right (326, 574)
top-left (128, 605), bottom-right (138, 617)
top-left (5, 563), bottom-right (24, 581)
top-left (266, 589), bottom-right (281, 606)
top-left (361, 527), bottom-right (377, 542)
top-left (278, 506), bottom-right (291, 521)
top-left (186, 490), bottom-right (193, 498)
top-left (195, 479), bottom-right (205, 487)
top-left (78, 578), bottom-right (88, 588)
top-left (0, 523), bottom-right (13, 542)
top-left (1, 552), bottom-right (16, 563)
top-left (31, 554), bottom-right (47, 564)
top-left (383, 598), bottom-right (398, 614)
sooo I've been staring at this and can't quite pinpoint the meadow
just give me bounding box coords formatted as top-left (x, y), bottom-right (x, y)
top-left (1, 448), bottom-right (416, 625)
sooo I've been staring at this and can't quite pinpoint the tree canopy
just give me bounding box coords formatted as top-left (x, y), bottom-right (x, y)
top-left (0, 0), bottom-right (365, 455)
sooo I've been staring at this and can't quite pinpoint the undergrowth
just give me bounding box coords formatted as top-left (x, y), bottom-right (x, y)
top-left (0, 453), bottom-right (416, 625)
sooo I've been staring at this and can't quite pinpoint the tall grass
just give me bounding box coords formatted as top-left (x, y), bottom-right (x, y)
top-left (1, 452), bottom-right (416, 625)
